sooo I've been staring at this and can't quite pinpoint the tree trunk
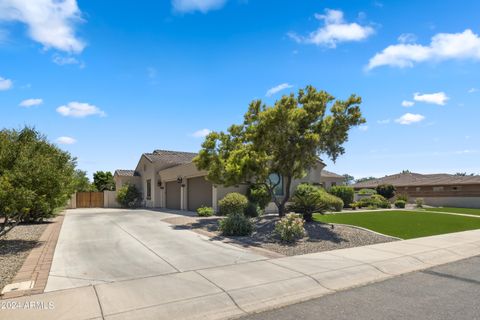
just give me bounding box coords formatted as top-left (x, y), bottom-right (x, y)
top-left (277, 175), bottom-right (292, 217)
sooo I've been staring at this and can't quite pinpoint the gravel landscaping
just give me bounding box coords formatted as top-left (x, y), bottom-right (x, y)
top-left (0, 223), bottom-right (48, 291)
top-left (166, 214), bottom-right (397, 256)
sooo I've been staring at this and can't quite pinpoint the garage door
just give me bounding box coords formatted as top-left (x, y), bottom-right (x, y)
top-left (166, 181), bottom-right (181, 210)
top-left (188, 176), bottom-right (213, 211)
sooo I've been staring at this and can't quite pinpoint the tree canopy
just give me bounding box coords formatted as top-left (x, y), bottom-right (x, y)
top-left (194, 85), bottom-right (365, 215)
top-left (0, 127), bottom-right (77, 236)
top-left (93, 171), bottom-right (115, 191)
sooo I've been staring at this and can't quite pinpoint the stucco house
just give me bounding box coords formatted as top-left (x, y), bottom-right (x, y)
top-left (352, 172), bottom-right (480, 208)
top-left (114, 149), bottom-right (345, 212)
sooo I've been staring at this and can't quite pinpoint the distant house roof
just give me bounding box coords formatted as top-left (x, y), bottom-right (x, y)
top-left (143, 150), bottom-right (198, 165)
top-left (114, 170), bottom-right (139, 177)
top-left (321, 170), bottom-right (344, 179)
top-left (352, 172), bottom-right (480, 189)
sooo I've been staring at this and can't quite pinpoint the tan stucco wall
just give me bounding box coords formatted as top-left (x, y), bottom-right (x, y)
top-left (412, 196), bottom-right (480, 209)
top-left (104, 190), bottom-right (121, 208)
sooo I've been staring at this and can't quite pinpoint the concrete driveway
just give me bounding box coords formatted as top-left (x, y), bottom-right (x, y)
top-left (45, 208), bottom-right (265, 292)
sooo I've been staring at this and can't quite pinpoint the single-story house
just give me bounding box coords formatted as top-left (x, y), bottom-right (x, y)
top-left (114, 149), bottom-right (345, 212)
top-left (352, 172), bottom-right (480, 208)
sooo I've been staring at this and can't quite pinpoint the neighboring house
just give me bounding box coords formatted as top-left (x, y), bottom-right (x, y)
top-left (352, 172), bottom-right (480, 208)
top-left (114, 149), bottom-right (344, 212)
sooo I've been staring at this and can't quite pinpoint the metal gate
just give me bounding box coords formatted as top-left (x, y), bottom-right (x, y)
top-left (76, 192), bottom-right (104, 208)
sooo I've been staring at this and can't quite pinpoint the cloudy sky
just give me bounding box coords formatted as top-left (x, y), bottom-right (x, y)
top-left (1, 0), bottom-right (479, 179)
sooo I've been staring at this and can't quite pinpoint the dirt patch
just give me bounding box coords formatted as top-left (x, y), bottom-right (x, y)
top-left (169, 214), bottom-right (397, 257)
top-left (0, 223), bottom-right (49, 291)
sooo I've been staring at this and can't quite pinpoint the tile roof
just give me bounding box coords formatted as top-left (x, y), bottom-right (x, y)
top-left (321, 170), bottom-right (344, 179)
top-left (352, 172), bottom-right (480, 188)
top-left (143, 150), bottom-right (198, 164)
top-left (114, 170), bottom-right (139, 177)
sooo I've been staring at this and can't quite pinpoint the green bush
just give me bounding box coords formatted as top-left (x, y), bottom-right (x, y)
top-left (376, 184), bottom-right (396, 199)
top-left (357, 194), bottom-right (390, 209)
top-left (275, 213), bottom-right (305, 243)
top-left (358, 188), bottom-right (377, 195)
top-left (219, 212), bottom-right (254, 236)
top-left (244, 202), bottom-right (261, 217)
top-left (416, 197), bottom-right (424, 208)
top-left (396, 193), bottom-right (409, 202)
top-left (328, 186), bottom-right (354, 208)
top-left (218, 192), bottom-right (249, 215)
top-left (116, 184), bottom-right (142, 208)
top-left (246, 184), bottom-right (271, 210)
top-left (197, 206), bottom-right (214, 217)
top-left (288, 183), bottom-right (343, 221)
top-left (394, 200), bottom-right (406, 208)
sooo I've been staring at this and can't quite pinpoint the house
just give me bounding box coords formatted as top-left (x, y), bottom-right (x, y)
top-left (352, 172), bottom-right (480, 208)
top-left (114, 149), bottom-right (345, 212)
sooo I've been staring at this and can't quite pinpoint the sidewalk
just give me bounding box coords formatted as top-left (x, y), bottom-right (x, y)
top-left (1, 229), bottom-right (479, 320)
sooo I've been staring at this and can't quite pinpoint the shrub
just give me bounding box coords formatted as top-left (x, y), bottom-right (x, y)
top-left (244, 202), bottom-right (261, 217)
top-left (246, 184), bottom-right (271, 211)
top-left (197, 206), bottom-right (214, 217)
top-left (275, 213), bottom-right (305, 243)
top-left (328, 186), bottom-right (354, 208)
top-left (416, 198), bottom-right (424, 208)
top-left (396, 193), bottom-right (409, 202)
top-left (288, 183), bottom-right (343, 221)
top-left (218, 192), bottom-right (249, 216)
top-left (394, 200), bottom-right (406, 208)
top-left (357, 194), bottom-right (390, 209)
top-left (219, 212), bottom-right (253, 236)
top-left (376, 184), bottom-right (396, 199)
top-left (358, 188), bottom-right (377, 195)
top-left (116, 184), bottom-right (142, 208)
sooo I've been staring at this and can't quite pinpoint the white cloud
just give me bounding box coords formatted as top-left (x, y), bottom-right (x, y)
top-left (401, 100), bottom-right (415, 107)
top-left (0, 76), bottom-right (12, 90)
top-left (192, 128), bottom-right (211, 138)
top-left (468, 88), bottom-right (478, 93)
top-left (266, 83), bottom-right (293, 97)
top-left (377, 119), bottom-right (390, 124)
top-left (413, 92), bottom-right (449, 105)
top-left (52, 54), bottom-right (84, 67)
top-left (56, 136), bottom-right (76, 145)
top-left (0, 0), bottom-right (85, 53)
top-left (56, 102), bottom-right (105, 118)
top-left (367, 29), bottom-right (480, 70)
top-left (395, 113), bottom-right (425, 125)
top-left (397, 33), bottom-right (417, 44)
top-left (172, 0), bottom-right (227, 13)
top-left (19, 98), bottom-right (43, 107)
top-left (358, 125), bottom-right (369, 131)
top-left (288, 9), bottom-right (374, 48)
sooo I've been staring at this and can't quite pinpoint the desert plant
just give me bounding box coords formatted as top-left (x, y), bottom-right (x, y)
top-left (246, 184), bottom-right (271, 211)
top-left (275, 213), bottom-right (305, 243)
top-left (288, 184), bottom-right (343, 221)
top-left (218, 192), bottom-right (249, 215)
top-left (416, 198), bottom-right (424, 208)
top-left (396, 193), bottom-right (409, 202)
top-left (394, 200), bottom-right (406, 208)
top-left (116, 184), bottom-right (142, 208)
top-left (376, 184), bottom-right (396, 199)
top-left (197, 206), bottom-right (214, 217)
top-left (219, 212), bottom-right (254, 236)
top-left (244, 202), bottom-right (261, 217)
top-left (329, 186), bottom-right (354, 208)
top-left (358, 188), bottom-right (377, 195)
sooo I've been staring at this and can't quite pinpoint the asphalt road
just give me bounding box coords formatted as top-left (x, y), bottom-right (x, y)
top-left (240, 255), bottom-right (480, 320)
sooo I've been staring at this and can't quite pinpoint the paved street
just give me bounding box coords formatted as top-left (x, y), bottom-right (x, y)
top-left (240, 256), bottom-right (480, 320)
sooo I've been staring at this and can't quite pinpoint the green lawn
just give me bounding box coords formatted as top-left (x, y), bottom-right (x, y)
top-left (423, 207), bottom-right (480, 216)
top-left (313, 210), bottom-right (480, 239)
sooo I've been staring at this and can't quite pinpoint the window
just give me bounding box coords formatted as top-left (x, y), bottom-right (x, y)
top-left (146, 179), bottom-right (152, 200)
top-left (433, 186), bottom-right (444, 192)
top-left (268, 173), bottom-right (284, 196)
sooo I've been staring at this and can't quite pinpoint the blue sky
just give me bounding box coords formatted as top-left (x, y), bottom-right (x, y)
top-left (1, 0), bottom-right (479, 179)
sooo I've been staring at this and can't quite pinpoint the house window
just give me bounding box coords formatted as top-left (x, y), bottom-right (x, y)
top-left (433, 186), bottom-right (444, 192)
top-left (268, 173), bottom-right (284, 196)
top-left (146, 179), bottom-right (152, 200)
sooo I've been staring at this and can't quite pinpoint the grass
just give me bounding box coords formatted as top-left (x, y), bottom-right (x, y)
top-left (313, 210), bottom-right (480, 239)
top-left (423, 207), bottom-right (480, 216)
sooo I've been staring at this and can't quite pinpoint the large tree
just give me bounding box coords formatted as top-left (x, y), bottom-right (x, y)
top-left (73, 170), bottom-right (97, 192)
top-left (194, 86), bottom-right (365, 216)
top-left (93, 171), bottom-right (115, 191)
top-left (0, 127), bottom-right (77, 236)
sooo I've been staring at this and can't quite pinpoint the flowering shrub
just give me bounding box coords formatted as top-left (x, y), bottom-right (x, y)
top-left (275, 213), bottom-right (305, 243)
